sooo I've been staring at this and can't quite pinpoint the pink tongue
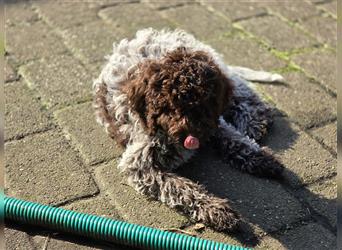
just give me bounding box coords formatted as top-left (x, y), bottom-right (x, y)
top-left (184, 135), bottom-right (200, 150)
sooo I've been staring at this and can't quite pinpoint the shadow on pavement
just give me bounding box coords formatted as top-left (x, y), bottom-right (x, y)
top-left (178, 114), bottom-right (336, 248)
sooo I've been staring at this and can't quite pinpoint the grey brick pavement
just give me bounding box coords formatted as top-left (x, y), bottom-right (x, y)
top-left (207, 33), bottom-right (287, 71)
top-left (160, 3), bottom-right (232, 41)
top-left (263, 1), bottom-right (321, 22)
top-left (203, 1), bottom-right (267, 22)
top-left (318, 1), bottom-right (337, 18)
top-left (237, 15), bottom-right (319, 51)
top-left (99, 3), bottom-right (176, 37)
top-left (5, 228), bottom-right (37, 250)
top-left (292, 49), bottom-right (336, 94)
top-left (310, 121), bottom-right (337, 154)
top-left (4, 1), bottom-right (337, 249)
top-left (5, 60), bottom-right (18, 83)
top-left (6, 20), bottom-right (68, 65)
top-left (5, 80), bottom-right (52, 141)
top-left (5, 131), bottom-right (99, 205)
top-left (256, 72), bottom-right (336, 129)
top-left (261, 117), bottom-right (336, 187)
top-left (54, 102), bottom-right (123, 166)
top-left (297, 15), bottom-right (337, 48)
top-left (19, 54), bottom-right (93, 110)
top-left (298, 177), bottom-right (337, 228)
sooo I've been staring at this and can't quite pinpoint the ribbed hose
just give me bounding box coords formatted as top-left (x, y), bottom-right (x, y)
top-left (4, 196), bottom-right (251, 250)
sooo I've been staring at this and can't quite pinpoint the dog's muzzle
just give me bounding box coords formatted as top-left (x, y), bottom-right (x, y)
top-left (184, 135), bottom-right (200, 150)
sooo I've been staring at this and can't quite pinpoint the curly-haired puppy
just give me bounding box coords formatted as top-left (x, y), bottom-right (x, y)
top-left (93, 28), bottom-right (285, 231)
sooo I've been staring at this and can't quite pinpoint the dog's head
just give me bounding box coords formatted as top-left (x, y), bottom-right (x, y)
top-left (123, 47), bottom-right (233, 149)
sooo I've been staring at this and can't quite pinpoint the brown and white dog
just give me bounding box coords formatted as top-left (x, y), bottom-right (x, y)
top-left (93, 28), bottom-right (284, 231)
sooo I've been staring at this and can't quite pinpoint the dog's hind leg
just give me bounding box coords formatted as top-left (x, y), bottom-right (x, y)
top-left (119, 142), bottom-right (240, 232)
top-left (212, 117), bottom-right (284, 178)
top-left (223, 76), bottom-right (274, 141)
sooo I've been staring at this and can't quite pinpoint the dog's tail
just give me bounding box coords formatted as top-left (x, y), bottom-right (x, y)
top-left (227, 66), bottom-right (285, 83)
top-left (93, 80), bottom-right (126, 146)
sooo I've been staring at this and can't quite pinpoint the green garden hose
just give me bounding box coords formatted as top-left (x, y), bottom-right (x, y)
top-left (4, 196), bottom-right (250, 250)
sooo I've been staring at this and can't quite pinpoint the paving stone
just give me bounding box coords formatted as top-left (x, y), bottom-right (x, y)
top-left (298, 15), bottom-right (336, 48)
top-left (5, 81), bottom-right (52, 141)
top-left (145, 0), bottom-right (196, 10)
top-left (256, 72), bottom-right (336, 129)
top-left (292, 49), bottom-right (336, 93)
top-left (207, 34), bottom-right (286, 71)
top-left (276, 223), bottom-right (336, 249)
top-left (178, 148), bottom-right (309, 234)
top-left (54, 102), bottom-right (122, 166)
top-left (86, 0), bottom-right (127, 9)
top-left (99, 4), bottom-right (175, 38)
top-left (5, 130), bottom-right (98, 205)
top-left (204, 1), bottom-right (267, 21)
top-left (185, 226), bottom-right (247, 248)
top-left (256, 235), bottom-right (286, 250)
top-left (319, 1), bottom-right (337, 18)
top-left (44, 239), bottom-right (101, 250)
top-left (5, 21), bottom-right (68, 65)
top-left (264, 1), bottom-right (320, 22)
top-left (33, 1), bottom-right (98, 31)
top-left (261, 117), bottom-right (336, 187)
top-left (69, 0), bottom-right (137, 9)
top-left (298, 178), bottom-right (337, 228)
top-left (90, 60), bottom-right (108, 80)
top-left (19, 54), bottom-right (93, 110)
top-left (238, 15), bottom-right (319, 51)
top-left (310, 121), bottom-right (337, 153)
top-left (308, 0), bottom-right (331, 3)
top-left (63, 195), bottom-right (121, 219)
top-left (161, 4), bottom-right (232, 41)
top-left (61, 20), bottom-right (126, 66)
top-left (5, 60), bottom-right (18, 83)
top-left (94, 161), bottom-right (189, 229)
top-left (4, 228), bottom-right (41, 250)
top-left (256, 223), bottom-right (336, 250)
top-left (5, 1), bottom-right (39, 25)
top-left (43, 237), bottom-right (130, 250)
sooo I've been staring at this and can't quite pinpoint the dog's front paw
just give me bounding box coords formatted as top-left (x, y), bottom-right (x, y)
top-left (196, 197), bottom-right (240, 232)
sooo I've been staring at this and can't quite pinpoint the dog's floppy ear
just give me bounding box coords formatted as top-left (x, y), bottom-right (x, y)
top-left (218, 75), bottom-right (234, 115)
top-left (125, 76), bottom-right (148, 123)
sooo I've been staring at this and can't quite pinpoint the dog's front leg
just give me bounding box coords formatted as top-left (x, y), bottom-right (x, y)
top-left (213, 117), bottom-right (284, 178)
top-left (118, 142), bottom-right (240, 231)
top-left (128, 166), bottom-right (241, 232)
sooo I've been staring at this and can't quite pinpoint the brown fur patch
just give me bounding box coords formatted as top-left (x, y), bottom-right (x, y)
top-left (122, 47), bottom-right (234, 145)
